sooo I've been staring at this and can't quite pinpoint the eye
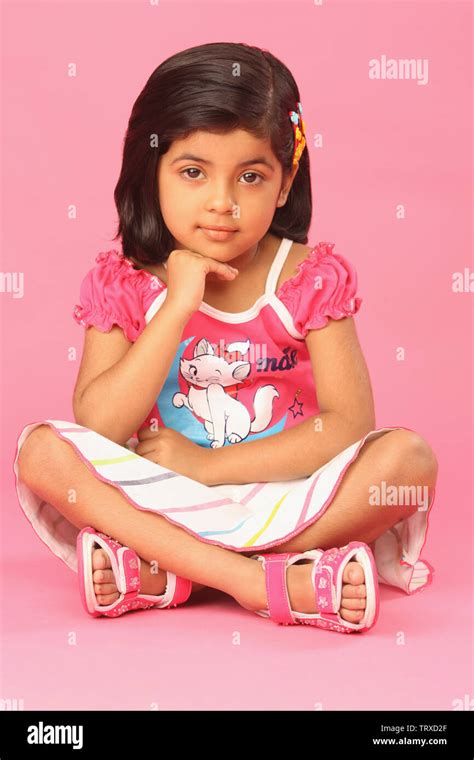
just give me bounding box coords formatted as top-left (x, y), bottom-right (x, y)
top-left (239, 172), bottom-right (263, 186)
top-left (179, 168), bottom-right (264, 185)
top-left (180, 168), bottom-right (205, 180)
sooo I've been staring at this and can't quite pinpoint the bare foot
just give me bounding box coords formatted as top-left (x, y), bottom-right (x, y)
top-left (91, 548), bottom-right (205, 606)
top-left (237, 555), bottom-right (367, 624)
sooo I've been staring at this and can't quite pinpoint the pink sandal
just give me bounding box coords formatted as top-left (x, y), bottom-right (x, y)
top-left (249, 541), bottom-right (380, 634)
top-left (77, 526), bottom-right (193, 617)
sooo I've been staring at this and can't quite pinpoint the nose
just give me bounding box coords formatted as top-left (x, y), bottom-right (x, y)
top-left (203, 179), bottom-right (237, 215)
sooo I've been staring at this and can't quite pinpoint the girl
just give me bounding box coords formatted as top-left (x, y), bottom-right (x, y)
top-left (14, 41), bottom-right (438, 634)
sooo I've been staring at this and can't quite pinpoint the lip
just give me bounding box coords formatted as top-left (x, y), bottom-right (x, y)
top-left (199, 227), bottom-right (237, 241)
top-left (201, 225), bottom-right (237, 231)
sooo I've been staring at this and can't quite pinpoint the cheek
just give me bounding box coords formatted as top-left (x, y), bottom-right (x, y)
top-left (159, 201), bottom-right (192, 243)
top-left (239, 184), bottom-right (280, 213)
top-left (240, 194), bottom-right (278, 229)
top-left (160, 179), bottom-right (197, 222)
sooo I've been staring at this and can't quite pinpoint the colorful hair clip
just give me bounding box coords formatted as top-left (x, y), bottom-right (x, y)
top-left (288, 101), bottom-right (307, 167)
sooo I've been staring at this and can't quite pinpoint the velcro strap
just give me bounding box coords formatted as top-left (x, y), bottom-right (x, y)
top-left (172, 575), bottom-right (193, 605)
top-left (121, 548), bottom-right (141, 596)
top-left (314, 564), bottom-right (337, 613)
top-left (264, 554), bottom-right (294, 625)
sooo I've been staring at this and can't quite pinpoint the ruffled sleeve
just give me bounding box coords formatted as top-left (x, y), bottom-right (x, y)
top-left (277, 242), bottom-right (362, 338)
top-left (73, 250), bottom-right (156, 342)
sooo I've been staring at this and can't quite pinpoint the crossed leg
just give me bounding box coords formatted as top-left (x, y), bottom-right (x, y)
top-left (16, 425), bottom-right (438, 619)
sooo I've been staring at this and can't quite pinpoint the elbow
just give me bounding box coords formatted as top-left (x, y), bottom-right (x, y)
top-left (330, 410), bottom-right (377, 443)
top-left (72, 404), bottom-right (95, 434)
top-left (73, 404), bottom-right (86, 428)
top-left (351, 415), bottom-right (377, 442)
top-left (72, 389), bottom-right (87, 427)
top-left (72, 405), bottom-right (130, 447)
top-left (73, 391), bottom-right (107, 437)
top-left (358, 410), bottom-right (376, 435)
top-left (73, 405), bottom-right (95, 434)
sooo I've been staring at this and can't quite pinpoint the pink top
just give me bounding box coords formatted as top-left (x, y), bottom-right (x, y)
top-left (73, 238), bottom-right (362, 447)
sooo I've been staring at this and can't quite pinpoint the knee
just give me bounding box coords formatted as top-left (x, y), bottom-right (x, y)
top-left (17, 424), bottom-right (58, 482)
top-left (385, 429), bottom-right (439, 484)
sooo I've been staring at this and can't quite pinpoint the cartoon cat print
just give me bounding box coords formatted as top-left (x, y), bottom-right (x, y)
top-left (172, 338), bottom-right (279, 448)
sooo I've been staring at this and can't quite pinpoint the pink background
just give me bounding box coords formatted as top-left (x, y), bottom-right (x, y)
top-left (1, 0), bottom-right (472, 710)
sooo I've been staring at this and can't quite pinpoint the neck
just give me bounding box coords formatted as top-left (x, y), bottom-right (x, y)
top-left (228, 240), bottom-right (260, 271)
top-left (155, 233), bottom-right (274, 286)
top-left (177, 236), bottom-right (265, 287)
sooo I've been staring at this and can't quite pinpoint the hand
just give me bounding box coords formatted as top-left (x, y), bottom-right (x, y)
top-left (165, 248), bottom-right (239, 320)
top-left (135, 426), bottom-right (213, 485)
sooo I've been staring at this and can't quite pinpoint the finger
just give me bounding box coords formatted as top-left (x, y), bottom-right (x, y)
top-left (137, 427), bottom-right (157, 440)
top-left (140, 452), bottom-right (160, 464)
top-left (135, 442), bottom-right (158, 457)
top-left (138, 428), bottom-right (162, 441)
top-left (206, 259), bottom-right (239, 278)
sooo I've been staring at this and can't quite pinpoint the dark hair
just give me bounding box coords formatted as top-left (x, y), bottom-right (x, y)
top-left (112, 41), bottom-right (312, 265)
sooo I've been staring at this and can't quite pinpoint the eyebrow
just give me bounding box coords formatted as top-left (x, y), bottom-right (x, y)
top-left (169, 153), bottom-right (275, 171)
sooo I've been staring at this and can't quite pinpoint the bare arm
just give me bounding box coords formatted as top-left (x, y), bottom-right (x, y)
top-left (73, 302), bottom-right (189, 445)
top-left (207, 316), bottom-right (376, 485)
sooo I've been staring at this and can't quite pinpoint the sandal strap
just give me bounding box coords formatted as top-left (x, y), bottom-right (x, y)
top-left (119, 547), bottom-right (141, 600)
top-left (313, 545), bottom-right (359, 615)
top-left (313, 551), bottom-right (339, 615)
top-left (172, 575), bottom-right (193, 604)
top-left (96, 532), bottom-right (192, 609)
top-left (262, 553), bottom-right (296, 625)
top-left (156, 573), bottom-right (193, 607)
top-left (254, 542), bottom-right (379, 633)
top-left (259, 546), bottom-right (354, 626)
top-left (93, 534), bottom-right (141, 604)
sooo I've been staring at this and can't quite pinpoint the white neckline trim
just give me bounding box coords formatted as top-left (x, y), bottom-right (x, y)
top-left (265, 236), bottom-right (294, 296)
top-left (143, 237), bottom-right (304, 338)
top-left (197, 236), bottom-right (292, 320)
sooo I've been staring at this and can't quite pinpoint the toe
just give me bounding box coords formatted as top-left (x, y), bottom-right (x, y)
top-left (93, 568), bottom-right (115, 584)
top-left (92, 548), bottom-right (111, 571)
top-left (342, 560), bottom-right (365, 586)
top-left (340, 608), bottom-right (365, 623)
top-left (339, 560), bottom-right (367, 624)
top-left (91, 549), bottom-right (118, 605)
top-left (96, 592), bottom-right (120, 605)
top-left (340, 597), bottom-right (367, 611)
top-left (342, 583), bottom-right (366, 599)
top-left (94, 582), bottom-right (118, 596)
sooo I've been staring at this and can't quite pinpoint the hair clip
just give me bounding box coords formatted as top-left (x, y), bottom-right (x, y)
top-left (288, 101), bottom-right (306, 167)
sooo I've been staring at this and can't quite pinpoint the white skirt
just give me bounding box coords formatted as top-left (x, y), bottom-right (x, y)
top-left (13, 420), bottom-right (435, 596)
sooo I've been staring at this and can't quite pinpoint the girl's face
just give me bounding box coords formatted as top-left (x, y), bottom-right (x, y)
top-left (157, 129), bottom-right (298, 266)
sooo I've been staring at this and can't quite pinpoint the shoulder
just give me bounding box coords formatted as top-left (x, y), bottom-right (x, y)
top-left (276, 240), bottom-right (362, 337)
top-left (278, 240), bottom-right (358, 288)
top-left (277, 242), bottom-right (315, 287)
top-left (78, 249), bottom-right (164, 301)
top-left (73, 249), bottom-right (164, 342)
top-left (85, 249), bottom-right (157, 285)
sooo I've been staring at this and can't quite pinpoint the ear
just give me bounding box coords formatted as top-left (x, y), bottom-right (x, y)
top-left (232, 362), bottom-right (251, 381)
top-left (194, 338), bottom-right (213, 357)
top-left (276, 163), bottom-right (299, 208)
top-left (227, 338), bottom-right (251, 355)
